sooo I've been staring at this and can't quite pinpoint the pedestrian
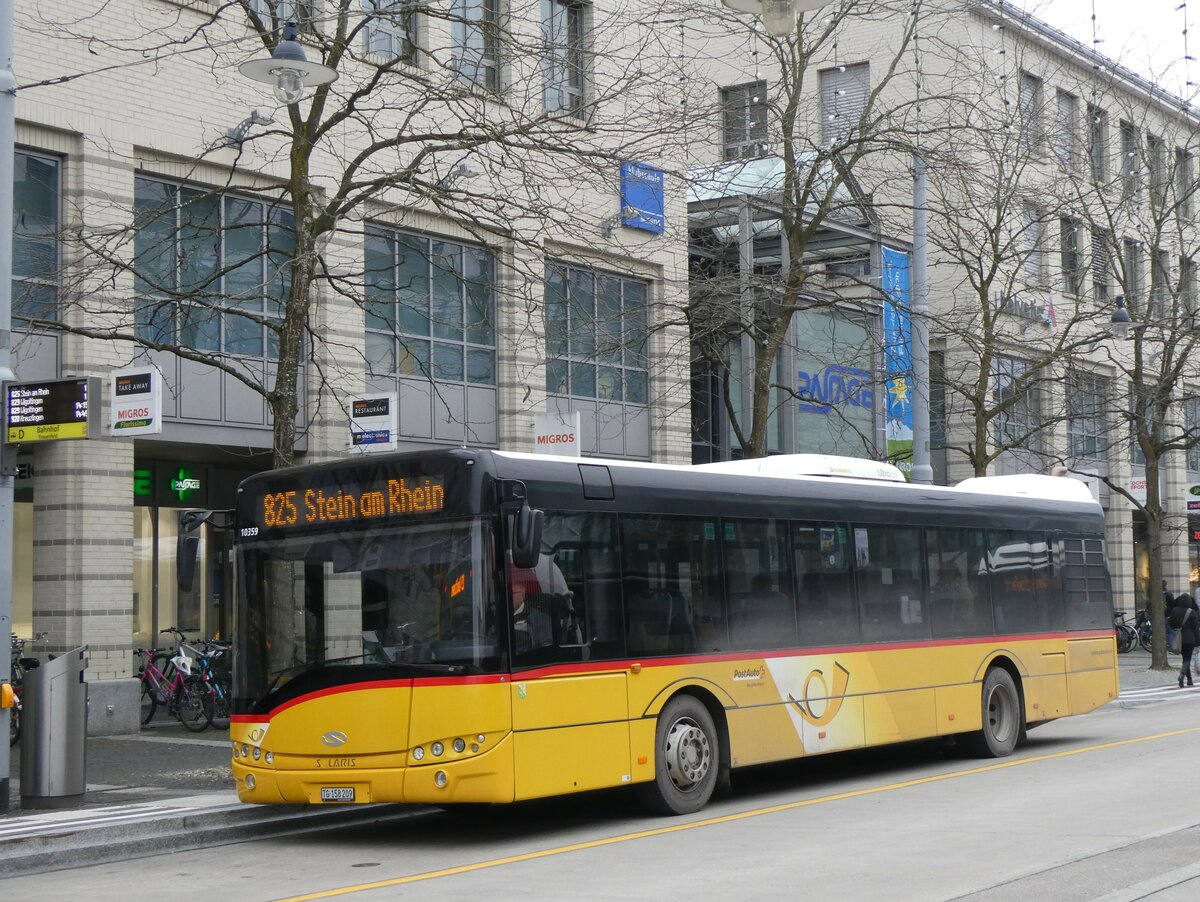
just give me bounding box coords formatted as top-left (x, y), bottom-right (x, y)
top-left (1168, 592), bottom-right (1200, 688)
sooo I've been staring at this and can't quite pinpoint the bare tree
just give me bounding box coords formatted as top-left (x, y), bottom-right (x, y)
top-left (18, 0), bottom-right (685, 468)
top-left (678, 0), bottom-right (920, 461)
top-left (1065, 86), bottom-right (1200, 668)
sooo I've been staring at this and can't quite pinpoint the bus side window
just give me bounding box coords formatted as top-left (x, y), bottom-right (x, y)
top-left (928, 527), bottom-right (993, 638)
top-left (854, 524), bottom-right (929, 643)
top-left (724, 518), bottom-right (794, 651)
top-left (620, 514), bottom-right (720, 656)
top-left (1062, 535), bottom-right (1111, 630)
top-left (987, 529), bottom-right (1040, 634)
top-left (792, 522), bottom-right (858, 646)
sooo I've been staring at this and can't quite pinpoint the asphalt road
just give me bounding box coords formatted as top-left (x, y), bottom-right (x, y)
top-left (5, 687), bottom-right (1200, 902)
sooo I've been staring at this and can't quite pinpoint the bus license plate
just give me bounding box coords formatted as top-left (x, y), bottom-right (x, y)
top-left (320, 787), bottom-right (355, 802)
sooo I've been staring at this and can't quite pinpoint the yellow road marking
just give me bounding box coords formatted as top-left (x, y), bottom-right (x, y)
top-left (274, 726), bottom-right (1200, 902)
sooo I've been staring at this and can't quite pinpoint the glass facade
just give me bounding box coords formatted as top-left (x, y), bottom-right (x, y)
top-left (545, 262), bottom-right (649, 405)
top-left (364, 228), bottom-right (497, 384)
top-left (13, 151), bottom-right (59, 322)
top-left (133, 177), bottom-right (293, 356)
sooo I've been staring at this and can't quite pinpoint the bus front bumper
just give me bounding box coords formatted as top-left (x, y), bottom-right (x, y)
top-left (231, 734), bottom-right (515, 806)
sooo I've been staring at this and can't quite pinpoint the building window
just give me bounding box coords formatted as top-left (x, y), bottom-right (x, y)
top-left (1122, 238), bottom-right (1142, 309)
top-left (1129, 386), bottom-right (1147, 467)
top-left (248, 0), bottom-right (316, 32)
top-left (1150, 247), bottom-right (1170, 318)
top-left (1120, 120), bottom-right (1139, 198)
top-left (721, 81), bottom-right (768, 160)
top-left (1060, 217), bottom-right (1081, 295)
top-left (13, 151), bottom-right (59, 323)
top-left (363, 0), bottom-right (418, 64)
top-left (1187, 398), bottom-right (1200, 472)
top-left (1018, 71), bottom-right (1043, 151)
top-left (1148, 134), bottom-right (1166, 208)
top-left (1178, 148), bottom-right (1193, 217)
top-left (363, 228), bottom-right (496, 384)
top-left (453, 0), bottom-right (500, 91)
top-left (1054, 90), bottom-right (1077, 169)
top-left (133, 177), bottom-right (292, 357)
top-left (819, 62), bottom-right (869, 147)
top-left (1021, 204), bottom-right (1044, 285)
top-left (542, 0), bottom-right (584, 114)
top-left (1182, 255), bottom-right (1196, 315)
top-left (992, 356), bottom-right (1042, 453)
top-left (1067, 370), bottom-right (1108, 461)
top-left (1092, 228), bottom-right (1111, 301)
top-left (545, 262), bottom-right (648, 404)
top-left (1087, 103), bottom-right (1107, 182)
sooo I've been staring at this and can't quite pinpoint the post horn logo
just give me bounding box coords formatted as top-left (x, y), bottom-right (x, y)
top-left (321, 730), bottom-right (349, 747)
top-left (788, 662), bottom-right (851, 727)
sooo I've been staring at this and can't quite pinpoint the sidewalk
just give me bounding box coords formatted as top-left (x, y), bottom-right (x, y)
top-left (1117, 647), bottom-right (1189, 691)
top-left (0, 651), bottom-right (1184, 879)
top-left (0, 720), bottom-right (416, 878)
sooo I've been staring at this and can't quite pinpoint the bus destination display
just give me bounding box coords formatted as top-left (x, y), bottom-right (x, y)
top-left (255, 474), bottom-right (446, 531)
top-left (6, 378), bottom-right (97, 443)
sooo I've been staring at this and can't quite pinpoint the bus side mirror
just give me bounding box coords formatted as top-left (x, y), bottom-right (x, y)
top-left (511, 502), bottom-right (544, 570)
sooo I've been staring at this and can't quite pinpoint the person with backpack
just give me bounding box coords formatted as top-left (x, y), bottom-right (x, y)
top-left (1168, 592), bottom-right (1200, 688)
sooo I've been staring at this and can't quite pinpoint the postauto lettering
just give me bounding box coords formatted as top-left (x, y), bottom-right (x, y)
top-left (796, 365), bottom-right (873, 414)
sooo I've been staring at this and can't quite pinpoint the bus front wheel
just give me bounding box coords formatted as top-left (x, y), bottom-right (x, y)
top-left (637, 695), bottom-right (718, 816)
top-left (970, 668), bottom-right (1022, 757)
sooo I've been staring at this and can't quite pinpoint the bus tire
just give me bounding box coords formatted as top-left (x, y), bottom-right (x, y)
top-left (970, 668), bottom-right (1022, 757)
top-left (637, 695), bottom-right (719, 816)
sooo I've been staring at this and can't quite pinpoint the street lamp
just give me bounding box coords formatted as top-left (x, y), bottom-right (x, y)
top-left (720, 0), bottom-right (837, 36)
top-left (238, 22), bottom-right (337, 106)
top-left (1111, 294), bottom-right (1132, 340)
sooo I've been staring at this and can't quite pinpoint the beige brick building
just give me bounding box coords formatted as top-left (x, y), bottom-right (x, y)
top-left (9, 0), bottom-right (693, 731)
top-left (685, 0), bottom-right (1200, 615)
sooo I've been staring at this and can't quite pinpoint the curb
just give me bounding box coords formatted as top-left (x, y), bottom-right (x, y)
top-left (0, 799), bottom-right (424, 878)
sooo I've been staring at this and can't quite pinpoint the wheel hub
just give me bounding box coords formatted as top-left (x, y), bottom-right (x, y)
top-left (665, 716), bottom-right (711, 792)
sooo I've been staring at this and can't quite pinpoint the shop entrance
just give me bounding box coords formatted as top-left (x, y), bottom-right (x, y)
top-left (133, 508), bottom-right (234, 648)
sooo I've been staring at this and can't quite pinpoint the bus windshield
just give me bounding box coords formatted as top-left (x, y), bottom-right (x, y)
top-left (235, 518), bottom-right (500, 710)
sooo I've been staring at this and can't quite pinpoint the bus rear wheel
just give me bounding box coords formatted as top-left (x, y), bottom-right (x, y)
top-left (637, 695), bottom-right (718, 816)
top-left (969, 668), bottom-right (1022, 757)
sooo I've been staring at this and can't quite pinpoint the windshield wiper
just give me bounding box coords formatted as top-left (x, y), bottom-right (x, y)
top-left (254, 659), bottom-right (316, 708)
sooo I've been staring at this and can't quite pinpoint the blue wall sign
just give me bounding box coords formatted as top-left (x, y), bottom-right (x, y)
top-left (620, 162), bottom-right (665, 234)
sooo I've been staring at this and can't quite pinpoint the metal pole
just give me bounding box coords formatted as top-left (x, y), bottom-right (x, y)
top-left (0, 0), bottom-right (19, 812)
top-left (911, 153), bottom-right (933, 485)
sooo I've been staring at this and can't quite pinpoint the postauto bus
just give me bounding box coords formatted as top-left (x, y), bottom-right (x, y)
top-left (227, 450), bottom-right (1116, 815)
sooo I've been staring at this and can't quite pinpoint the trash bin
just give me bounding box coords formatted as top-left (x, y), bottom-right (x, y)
top-left (20, 646), bottom-right (88, 809)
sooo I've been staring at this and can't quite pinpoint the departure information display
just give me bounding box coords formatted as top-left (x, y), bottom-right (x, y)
top-left (5, 378), bottom-right (98, 443)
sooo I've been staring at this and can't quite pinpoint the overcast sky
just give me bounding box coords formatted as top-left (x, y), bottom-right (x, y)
top-left (1015, 0), bottom-right (1196, 99)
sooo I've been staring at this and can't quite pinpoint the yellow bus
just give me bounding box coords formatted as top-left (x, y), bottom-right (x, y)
top-left (228, 450), bottom-right (1116, 815)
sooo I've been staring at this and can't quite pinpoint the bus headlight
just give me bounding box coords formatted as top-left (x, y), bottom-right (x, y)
top-left (434, 771), bottom-right (448, 788)
top-left (431, 741), bottom-right (444, 757)
top-left (265, 752), bottom-right (274, 765)
top-left (246, 774), bottom-right (256, 790)
top-left (241, 744), bottom-right (249, 758)
top-left (452, 738), bottom-right (466, 753)
top-left (412, 746), bottom-right (425, 761)
top-left (252, 746), bottom-right (262, 761)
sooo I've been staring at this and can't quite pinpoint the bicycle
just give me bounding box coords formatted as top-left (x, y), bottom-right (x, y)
top-left (9, 632), bottom-right (47, 747)
top-left (1114, 612), bottom-right (1138, 654)
top-left (1134, 608), bottom-right (1154, 652)
top-left (193, 638), bottom-right (232, 730)
top-left (136, 629), bottom-right (209, 731)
